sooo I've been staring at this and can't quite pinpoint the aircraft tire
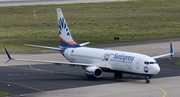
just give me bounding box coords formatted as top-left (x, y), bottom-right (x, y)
top-left (145, 79), bottom-right (150, 83)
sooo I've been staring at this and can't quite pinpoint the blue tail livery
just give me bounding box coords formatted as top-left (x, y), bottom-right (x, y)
top-left (57, 8), bottom-right (80, 47)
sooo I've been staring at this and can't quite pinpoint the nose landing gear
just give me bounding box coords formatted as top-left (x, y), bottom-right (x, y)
top-left (145, 75), bottom-right (150, 83)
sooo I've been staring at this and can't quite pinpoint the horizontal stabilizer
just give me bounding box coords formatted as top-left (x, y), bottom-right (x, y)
top-left (24, 44), bottom-right (62, 51)
top-left (79, 42), bottom-right (90, 47)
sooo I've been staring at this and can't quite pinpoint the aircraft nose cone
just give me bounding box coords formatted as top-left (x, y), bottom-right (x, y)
top-left (153, 64), bottom-right (160, 74)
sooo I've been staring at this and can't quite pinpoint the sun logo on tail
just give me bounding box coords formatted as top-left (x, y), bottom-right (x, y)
top-left (58, 17), bottom-right (70, 36)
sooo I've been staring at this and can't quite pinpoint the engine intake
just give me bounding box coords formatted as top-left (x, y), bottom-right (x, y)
top-left (84, 66), bottom-right (103, 78)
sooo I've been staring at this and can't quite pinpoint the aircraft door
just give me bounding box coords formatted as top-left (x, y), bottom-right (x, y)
top-left (128, 63), bottom-right (133, 70)
top-left (65, 49), bottom-right (70, 60)
top-left (136, 58), bottom-right (141, 69)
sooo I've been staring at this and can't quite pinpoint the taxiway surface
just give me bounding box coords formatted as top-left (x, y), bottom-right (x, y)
top-left (0, 57), bottom-right (180, 94)
top-left (1, 40), bottom-right (180, 97)
top-left (1, 0), bottom-right (180, 97)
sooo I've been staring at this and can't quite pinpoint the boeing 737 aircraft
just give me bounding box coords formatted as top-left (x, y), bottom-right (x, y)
top-left (4, 8), bottom-right (174, 83)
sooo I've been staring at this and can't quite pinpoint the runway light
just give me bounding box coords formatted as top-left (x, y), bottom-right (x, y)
top-left (7, 84), bottom-right (10, 87)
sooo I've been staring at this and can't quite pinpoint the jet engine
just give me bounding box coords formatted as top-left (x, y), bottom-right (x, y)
top-left (84, 66), bottom-right (103, 78)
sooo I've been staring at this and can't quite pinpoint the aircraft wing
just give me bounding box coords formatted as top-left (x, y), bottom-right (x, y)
top-left (24, 44), bottom-right (62, 51)
top-left (4, 46), bottom-right (108, 68)
top-left (151, 40), bottom-right (174, 59)
top-left (11, 58), bottom-right (93, 66)
top-left (152, 53), bottom-right (172, 59)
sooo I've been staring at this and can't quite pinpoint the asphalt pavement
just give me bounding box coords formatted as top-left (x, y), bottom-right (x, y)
top-left (0, 56), bottom-right (180, 95)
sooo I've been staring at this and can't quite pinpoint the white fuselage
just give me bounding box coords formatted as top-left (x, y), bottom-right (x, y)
top-left (63, 47), bottom-right (160, 76)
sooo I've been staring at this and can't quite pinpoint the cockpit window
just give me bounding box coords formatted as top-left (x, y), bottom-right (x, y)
top-left (144, 61), bottom-right (157, 65)
top-left (144, 61), bottom-right (149, 65)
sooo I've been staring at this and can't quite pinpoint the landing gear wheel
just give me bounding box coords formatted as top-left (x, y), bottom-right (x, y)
top-left (114, 73), bottom-right (123, 78)
top-left (146, 79), bottom-right (150, 83)
top-left (145, 76), bottom-right (150, 83)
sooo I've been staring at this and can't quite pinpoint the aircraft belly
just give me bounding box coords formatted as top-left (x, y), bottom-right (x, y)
top-left (110, 61), bottom-right (134, 73)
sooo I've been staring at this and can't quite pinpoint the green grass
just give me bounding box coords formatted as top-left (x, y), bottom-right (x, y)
top-left (175, 61), bottom-right (180, 66)
top-left (0, 0), bottom-right (180, 52)
top-left (0, 91), bottom-right (11, 97)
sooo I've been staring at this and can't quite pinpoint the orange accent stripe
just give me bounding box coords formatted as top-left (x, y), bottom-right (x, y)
top-left (60, 37), bottom-right (78, 45)
top-left (170, 40), bottom-right (172, 44)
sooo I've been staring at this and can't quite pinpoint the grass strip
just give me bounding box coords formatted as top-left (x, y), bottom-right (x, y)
top-left (175, 61), bottom-right (180, 66)
top-left (0, 91), bottom-right (11, 97)
top-left (0, 0), bottom-right (180, 52)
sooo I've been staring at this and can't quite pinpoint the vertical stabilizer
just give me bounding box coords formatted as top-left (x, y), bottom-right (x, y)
top-left (57, 8), bottom-right (80, 47)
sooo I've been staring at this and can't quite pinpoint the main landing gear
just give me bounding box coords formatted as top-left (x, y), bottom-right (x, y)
top-left (145, 76), bottom-right (150, 83)
top-left (114, 73), bottom-right (123, 78)
top-left (114, 73), bottom-right (151, 83)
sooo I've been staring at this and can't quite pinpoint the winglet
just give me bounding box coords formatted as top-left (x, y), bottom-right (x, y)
top-left (170, 40), bottom-right (174, 56)
top-left (3, 45), bottom-right (13, 63)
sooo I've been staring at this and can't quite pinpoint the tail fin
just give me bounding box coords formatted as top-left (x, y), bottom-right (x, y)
top-left (57, 8), bottom-right (80, 47)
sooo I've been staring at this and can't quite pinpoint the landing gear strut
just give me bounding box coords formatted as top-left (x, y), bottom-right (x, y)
top-left (145, 76), bottom-right (150, 83)
top-left (114, 73), bottom-right (123, 78)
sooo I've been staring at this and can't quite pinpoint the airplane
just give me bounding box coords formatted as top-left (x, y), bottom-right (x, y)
top-left (4, 8), bottom-right (174, 83)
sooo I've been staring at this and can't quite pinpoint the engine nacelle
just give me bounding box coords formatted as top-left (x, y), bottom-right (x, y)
top-left (84, 66), bottom-right (103, 78)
